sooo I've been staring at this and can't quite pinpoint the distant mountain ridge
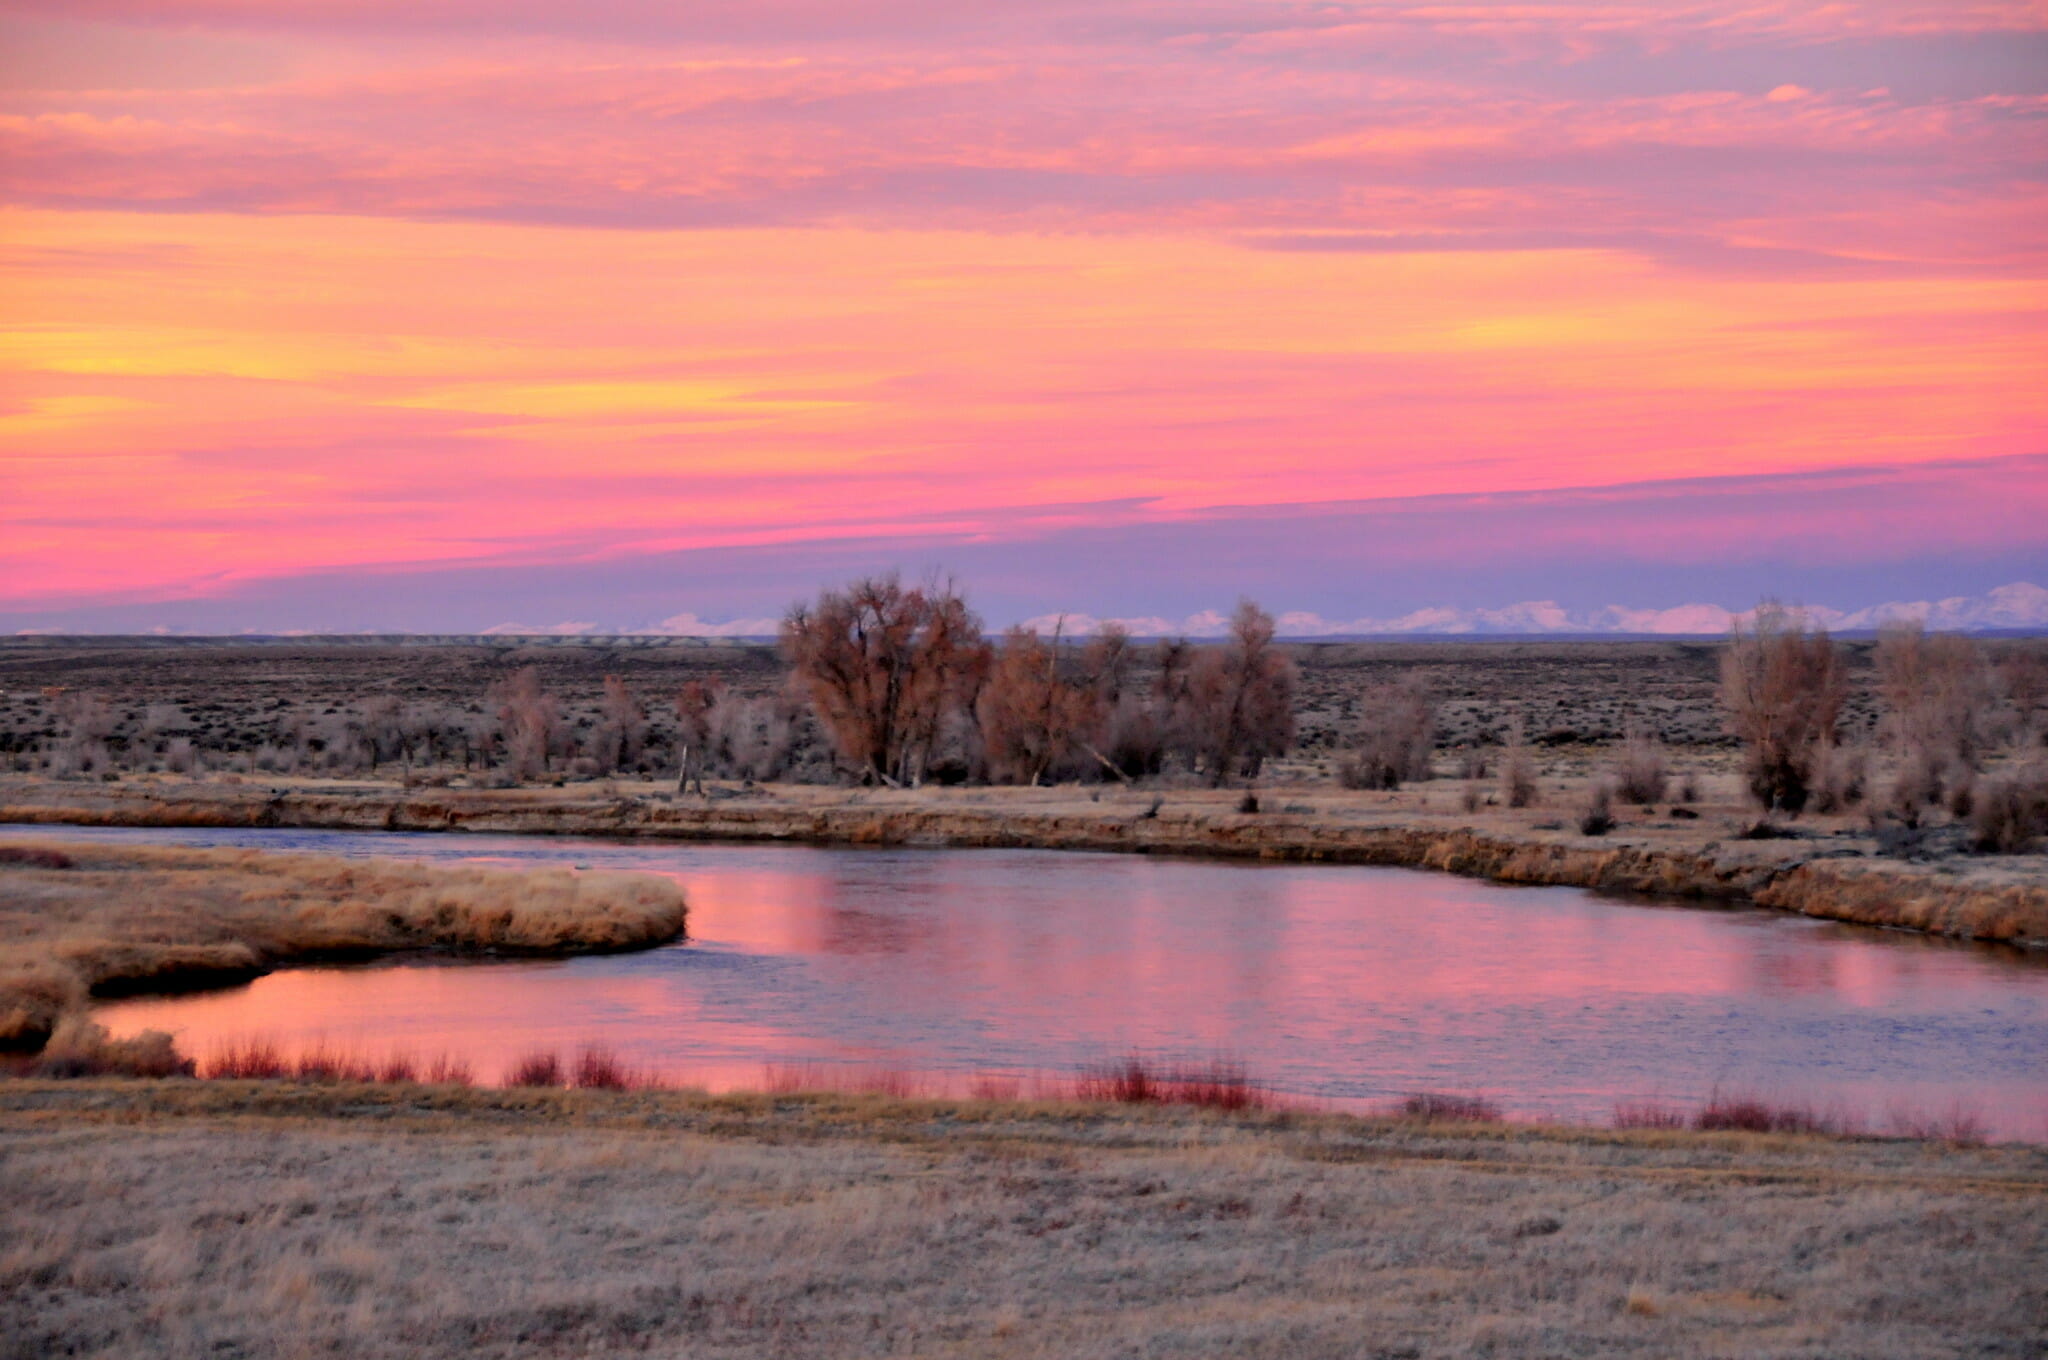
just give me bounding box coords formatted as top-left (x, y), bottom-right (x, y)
top-left (1019, 582), bottom-right (2048, 639)
top-left (459, 580), bottom-right (2048, 639)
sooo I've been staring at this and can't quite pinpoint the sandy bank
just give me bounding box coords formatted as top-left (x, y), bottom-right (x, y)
top-left (0, 839), bottom-right (688, 1049)
top-left (5, 776), bottom-right (2044, 950)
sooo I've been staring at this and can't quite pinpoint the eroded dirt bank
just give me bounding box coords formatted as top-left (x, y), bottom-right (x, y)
top-left (5, 777), bottom-right (2044, 949)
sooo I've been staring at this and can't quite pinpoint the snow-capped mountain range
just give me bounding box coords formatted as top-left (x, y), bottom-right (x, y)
top-left (482, 582), bottom-right (2048, 639)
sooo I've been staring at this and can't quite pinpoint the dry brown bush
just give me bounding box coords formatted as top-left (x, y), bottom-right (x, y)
top-left (1810, 739), bottom-right (1869, 814)
top-left (1338, 676), bottom-right (1435, 790)
top-left (1720, 603), bottom-right (1846, 814)
top-left (704, 686), bottom-right (800, 782)
top-left (1501, 716), bottom-right (1539, 808)
top-left (47, 690), bottom-right (115, 777)
top-left (1610, 720), bottom-right (1667, 805)
top-left (782, 574), bottom-right (989, 786)
top-left (1877, 622), bottom-right (1993, 815)
top-left (1970, 762), bottom-right (2048, 853)
top-left (591, 675), bottom-right (647, 775)
top-left (32, 1015), bottom-right (191, 1078)
top-left (490, 667), bottom-right (561, 782)
top-left (1577, 781), bottom-right (1616, 836)
top-left (1176, 601), bottom-right (1297, 787)
top-left (977, 622), bottom-right (1100, 785)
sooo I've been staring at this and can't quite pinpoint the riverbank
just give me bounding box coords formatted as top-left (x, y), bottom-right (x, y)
top-left (0, 840), bottom-right (688, 1050)
top-left (2, 1078), bottom-right (2041, 1359)
top-left (5, 775), bottom-right (2044, 948)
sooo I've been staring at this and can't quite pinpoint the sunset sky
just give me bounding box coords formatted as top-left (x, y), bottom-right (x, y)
top-left (3, 1), bottom-right (2044, 633)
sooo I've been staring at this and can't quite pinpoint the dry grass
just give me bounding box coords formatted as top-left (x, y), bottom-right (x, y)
top-left (0, 1079), bottom-right (2041, 1359)
top-left (0, 840), bottom-right (687, 1050)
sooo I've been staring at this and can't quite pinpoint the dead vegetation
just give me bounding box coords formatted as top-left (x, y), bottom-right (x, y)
top-left (1720, 603), bottom-right (1848, 815)
top-left (0, 841), bottom-right (687, 1051)
top-left (0, 1080), bottom-right (2040, 1360)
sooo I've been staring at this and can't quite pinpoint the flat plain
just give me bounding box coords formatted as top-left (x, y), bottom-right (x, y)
top-left (3, 1081), bottom-right (2044, 1360)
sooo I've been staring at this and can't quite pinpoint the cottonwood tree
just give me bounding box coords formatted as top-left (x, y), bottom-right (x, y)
top-left (1876, 621), bottom-right (1991, 812)
top-left (491, 667), bottom-right (561, 782)
top-left (977, 620), bottom-right (1100, 785)
top-left (1179, 600), bottom-right (1297, 787)
top-left (781, 574), bottom-right (989, 786)
top-left (592, 675), bottom-right (648, 775)
top-left (705, 684), bottom-right (802, 782)
top-left (674, 679), bottom-right (718, 794)
top-left (1339, 677), bottom-right (1437, 790)
top-left (1720, 603), bottom-right (1845, 815)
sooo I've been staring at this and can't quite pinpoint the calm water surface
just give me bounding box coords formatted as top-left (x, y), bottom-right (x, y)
top-left (16, 824), bottom-right (2045, 1135)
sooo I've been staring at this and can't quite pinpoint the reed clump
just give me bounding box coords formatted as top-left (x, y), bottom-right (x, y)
top-left (0, 841), bottom-right (688, 1051)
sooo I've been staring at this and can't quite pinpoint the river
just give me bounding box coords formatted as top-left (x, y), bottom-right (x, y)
top-left (17, 824), bottom-right (2045, 1136)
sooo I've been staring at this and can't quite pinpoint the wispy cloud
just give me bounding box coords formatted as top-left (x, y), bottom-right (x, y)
top-left (0, 0), bottom-right (2041, 619)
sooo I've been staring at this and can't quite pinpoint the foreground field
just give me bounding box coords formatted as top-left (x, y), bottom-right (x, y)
top-left (1, 1081), bottom-right (2041, 1359)
top-left (0, 841), bottom-right (687, 1049)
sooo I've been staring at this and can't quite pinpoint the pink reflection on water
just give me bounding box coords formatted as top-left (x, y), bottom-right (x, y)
top-left (90, 839), bottom-right (2048, 1138)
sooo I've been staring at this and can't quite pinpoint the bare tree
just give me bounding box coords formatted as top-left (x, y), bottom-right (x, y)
top-left (781, 574), bottom-right (989, 786)
top-left (674, 679), bottom-right (719, 794)
top-left (1339, 677), bottom-right (1437, 790)
top-left (1178, 600), bottom-right (1297, 787)
top-left (491, 667), bottom-right (560, 783)
top-left (977, 620), bottom-right (1100, 785)
top-left (1720, 603), bottom-right (1845, 815)
top-left (1876, 621), bottom-right (1991, 811)
top-left (592, 675), bottom-right (648, 776)
top-left (704, 688), bottom-right (801, 782)
top-left (48, 690), bottom-right (114, 777)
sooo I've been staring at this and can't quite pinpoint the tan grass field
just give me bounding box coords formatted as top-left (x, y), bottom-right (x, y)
top-left (1, 1080), bottom-right (2042, 1359)
top-left (0, 842), bottom-right (687, 1049)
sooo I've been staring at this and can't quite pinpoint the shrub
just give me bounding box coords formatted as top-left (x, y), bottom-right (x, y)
top-left (292, 1044), bottom-right (376, 1084)
top-left (968, 1073), bottom-right (1022, 1102)
top-left (1501, 718), bottom-right (1539, 808)
top-left (572, 1045), bottom-right (631, 1091)
top-left (1397, 1092), bottom-right (1502, 1123)
top-left (1611, 1100), bottom-right (1686, 1130)
top-left (1971, 763), bottom-right (2048, 853)
top-left (1693, 1092), bottom-right (1843, 1135)
top-left (1578, 782), bottom-right (1616, 836)
top-left (507, 1050), bottom-right (565, 1087)
top-left (491, 667), bottom-right (561, 782)
top-left (0, 846), bottom-right (73, 868)
top-left (1810, 740), bottom-right (1868, 814)
top-left (1611, 721), bottom-right (1667, 805)
top-left (1720, 603), bottom-right (1846, 814)
top-left (1074, 1054), bottom-right (1267, 1110)
top-left (1878, 622), bottom-right (1992, 798)
top-left (705, 688), bottom-right (800, 782)
top-left (206, 1039), bottom-right (289, 1080)
top-left (1339, 676), bottom-right (1436, 790)
top-left (423, 1053), bottom-right (474, 1086)
top-left (33, 1016), bottom-right (192, 1078)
